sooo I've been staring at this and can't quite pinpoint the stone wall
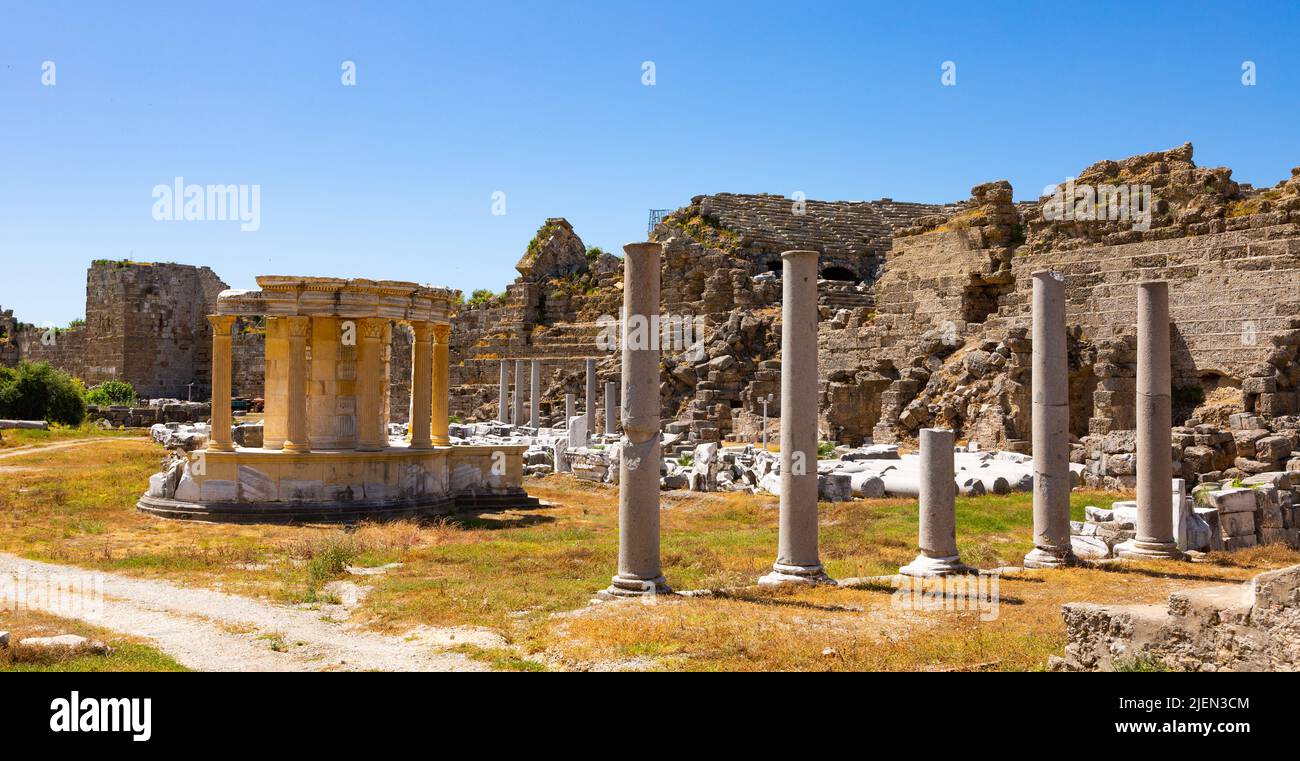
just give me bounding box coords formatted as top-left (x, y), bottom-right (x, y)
top-left (446, 196), bottom-right (954, 434)
top-left (14, 324), bottom-right (90, 382)
top-left (87, 401), bottom-right (211, 428)
top-left (819, 146), bottom-right (1300, 454)
top-left (231, 320), bottom-right (265, 398)
top-left (2, 261), bottom-right (227, 400)
top-left (1057, 563), bottom-right (1300, 671)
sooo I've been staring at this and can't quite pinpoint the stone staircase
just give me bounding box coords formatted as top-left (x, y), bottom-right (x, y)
top-left (818, 281), bottom-right (875, 311)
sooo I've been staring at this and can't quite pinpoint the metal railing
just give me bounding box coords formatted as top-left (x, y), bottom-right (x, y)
top-left (647, 209), bottom-right (670, 235)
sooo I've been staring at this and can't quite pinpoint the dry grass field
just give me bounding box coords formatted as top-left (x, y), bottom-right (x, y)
top-left (1, 437), bottom-right (1296, 671)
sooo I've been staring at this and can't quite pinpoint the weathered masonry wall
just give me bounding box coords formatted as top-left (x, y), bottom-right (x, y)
top-left (5, 261), bottom-right (227, 399)
top-left (447, 197), bottom-right (955, 431)
top-left (818, 159), bottom-right (1300, 451)
top-left (998, 224), bottom-right (1298, 392)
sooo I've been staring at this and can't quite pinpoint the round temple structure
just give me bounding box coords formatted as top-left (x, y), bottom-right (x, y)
top-left (138, 275), bottom-right (535, 523)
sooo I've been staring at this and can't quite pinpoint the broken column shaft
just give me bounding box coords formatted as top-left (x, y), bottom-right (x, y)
top-left (1118, 280), bottom-right (1182, 561)
top-left (602, 241), bottom-right (669, 598)
top-left (901, 427), bottom-right (970, 576)
top-left (759, 249), bottom-right (831, 586)
top-left (604, 381), bottom-right (617, 434)
top-left (512, 359), bottom-right (525, 426)
top-left (585, 358), bottom-right (597, 441)
top-left (498, 359), bottom-right (509, 424)
top-left (1025, 271), bottom-right (1076, 568)
top-left (530, 360), bottom-right (541, 428)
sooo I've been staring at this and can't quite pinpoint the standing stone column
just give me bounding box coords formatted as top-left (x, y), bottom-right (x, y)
top-left (283, 316), bottom-right (311, 453)
top-left (207, 315), bottom-right (236, 452)
top-left (513, 359), bottom-right (525, 426)
top-left (585, 358), bottom-right (597, 440)
top-left (602, 242), bottom-right (670, 598)
top-left (1024, 271), bottom-right (1077, 568)
top-left (901, 428), bottom-right (971, 576)
top-left (498, 359), bottom-right (510, 424)
top-left (1118, 281), bottom-right (1182, 560)
top-left (760, 250), bottom-right (832, 586)
top-left (356, 318), bottom-right (387, 451)
top-left (409, 323), bottom-right (434, 449)
top-left (604, 381), bottom-right (617, 434)
top-left (431, 324), bottom-right (451, 446)
top-left (262, 317), bottom-right (288, 450)
top-left (565, 393), bottom-right (575, 424)
top-left (529, 360), bottom-right (541, 428)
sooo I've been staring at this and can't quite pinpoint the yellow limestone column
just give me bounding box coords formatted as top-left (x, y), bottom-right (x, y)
top-left (409, 323), bottom-right (434, 449)
top-left (356, 317), bottom-right (387, 451)
top-left (283, 316), bottom-right (311, 453)
top-left (207, 315), bottom-right (236, 452)
top-left (262, 317), bottom-right (288, 450)
top-left (431, 323), bottom-right (451, 446)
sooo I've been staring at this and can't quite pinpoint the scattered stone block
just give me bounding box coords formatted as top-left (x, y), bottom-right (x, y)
top-left (1084, 505), bottom-right (1113, 522)
top-left (1225, 534), bottom-right (1258, 551)
top-left (1220, 511), bottom-right (1256, 537)
top-left (1259, 527), bottom-right (1298, 547)
top-left (1071, 535), bottom-right (1111, 559)
top-left (1206, 487), bottom-right (1261, 514)
top-left (817, 473), bottom-right (853, 502)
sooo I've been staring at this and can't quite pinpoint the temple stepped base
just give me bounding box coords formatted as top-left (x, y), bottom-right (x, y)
top-left (137, 489), bottom-right (541, 525)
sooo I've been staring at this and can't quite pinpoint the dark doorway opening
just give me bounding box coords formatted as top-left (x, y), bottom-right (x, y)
top-left (820, 266), bottom-right (859, 283)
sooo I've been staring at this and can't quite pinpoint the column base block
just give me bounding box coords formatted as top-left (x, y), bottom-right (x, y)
top-left (598, 573), bottom-right (671, 599)
top-left (430, 436), bottom-right (450, 446)
top-left (1115, 539), bottom-right (1185, 561)
top-left (758, 562), bottom-right (835, 587)
top-left (1023, 546), bottom-right (1079, 569)
top-left (899, 553), bottom-right (973, 577)
top-left (207, 443), bottom-right (235, 453)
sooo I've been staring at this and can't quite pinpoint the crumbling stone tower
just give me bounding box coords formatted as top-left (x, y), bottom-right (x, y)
top-left (4, 261), bottom-right (227, 399)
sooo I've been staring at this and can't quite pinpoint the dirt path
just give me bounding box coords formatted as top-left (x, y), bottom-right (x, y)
top-left (0, 436), bottom-right (150, 460)
top-left (0, 553), bottom-right (489, 672)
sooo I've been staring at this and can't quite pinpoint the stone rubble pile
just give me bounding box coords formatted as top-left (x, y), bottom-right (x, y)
top-left (1058, 562), bottom-right (1300, 672)
top-left (1070, 473), bottom-right (1300, 558)
top-left (1077, 414), bottom-right (1300, 490)
top-left (445, 419), bottom-right (622, 479)
top-left (149, 421), bottom-right (210, 451)
top-left (88, 400), bottom-right (211, 428)
top-left (559, 436), bottom-right (1056, 502)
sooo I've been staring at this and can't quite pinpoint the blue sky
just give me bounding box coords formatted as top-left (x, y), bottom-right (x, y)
top-left (2, 0), bottom-right (1298, 325)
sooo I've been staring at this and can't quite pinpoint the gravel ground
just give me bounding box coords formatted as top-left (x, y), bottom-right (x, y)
top-left (0, 553), bottom-right (490, 672)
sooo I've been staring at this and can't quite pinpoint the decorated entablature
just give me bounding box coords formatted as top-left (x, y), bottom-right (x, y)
top-left (138, 275), bottom-right (536, 523)
top-left (215, 275), bottom-right (461, 323)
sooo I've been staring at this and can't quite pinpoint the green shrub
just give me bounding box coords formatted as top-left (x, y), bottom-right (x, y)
top-left (84, 380), bottom-right (137, 407)
top-left (0, 361), bottom-right (86, 425)
top-left (1114, 652), bottom-right (1171, 672)
top-left (466, 289), bottom-right (499, 308)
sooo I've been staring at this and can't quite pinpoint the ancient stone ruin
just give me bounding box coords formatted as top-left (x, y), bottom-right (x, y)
top-left (8, 142), bottom-right (1299, 546)
top-left (1058, 563), bottom-right (1300, 671)
top-left (137, 276), bottom-right (535, 523)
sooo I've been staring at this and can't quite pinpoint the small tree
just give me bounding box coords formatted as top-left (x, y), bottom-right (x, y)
top-left (85, 379), bottom-right (138, 407)
top-left (0, 361), bottom-right (86, 425)
top-left (466, 289), bottom-right (499, 308)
